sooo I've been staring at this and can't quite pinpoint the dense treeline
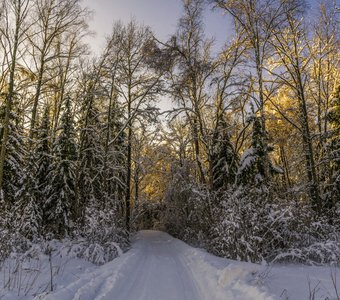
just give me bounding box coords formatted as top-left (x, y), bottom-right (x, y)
top-left (0, 0), bottom-right (339, 265)
top-left (159, 0), bottom-right (340, 264)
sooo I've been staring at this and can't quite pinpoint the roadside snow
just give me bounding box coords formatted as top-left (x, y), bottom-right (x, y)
top-left (268, 264), bottom-right (340, 300)
top-left (0, 230), bottom-right (339, 299)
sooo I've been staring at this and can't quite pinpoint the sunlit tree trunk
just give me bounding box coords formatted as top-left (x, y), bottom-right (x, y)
top-left (270, 9), bottom-right (321, 211)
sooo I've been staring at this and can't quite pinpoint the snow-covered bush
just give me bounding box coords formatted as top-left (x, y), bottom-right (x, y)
top-left (0, 229), bottom-right (13, 262)
top-left (162, 163), bottom-right (215, 247)
top-left (208, 187), bottom-right (277, 262)
top-left (76, 207), bottom-right (129, 265)
top-left (163, 162), bottom-right (195, 238)
top-left (208, 189), bottom-right (340, 265)
top-left (271, 211), bottom-right (340, 265)
top-left (0, 214), bottom-right (32, 263)
top-left (164, 171), bottom-right (340, 265)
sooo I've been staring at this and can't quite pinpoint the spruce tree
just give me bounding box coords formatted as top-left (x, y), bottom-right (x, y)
top-left (0, 103), bottom-right (26, 207)
top-left (78, 104), bottom-right (104, 219)
top-left (35, 106), bottom-right (52, 202)
top-left (44, 97), bottom-right (77, 237)
top-left (211, 118), bottom-right (238, 190)
top-left (16, 171), bottom-right (42, 240)
top-left (24, 106), bottom-right (52, 238)
top-left (327, 85), bottom-right (340, 210)
top-left (237, 114), bottom-right (283, 186)
top-left (237, 116), bottom-right (268, 186)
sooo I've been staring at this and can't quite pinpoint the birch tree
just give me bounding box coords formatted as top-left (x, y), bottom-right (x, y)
top-left (212, 0), bottom-right (294, 182)
top-left (26, 0), bottom-right (88, 141)
top-left (168, 0), bottom-right (215, 185)
top-left (107, 21), bottom-right (163, 230)
top-left (268, 3), bottom-right (321, 210)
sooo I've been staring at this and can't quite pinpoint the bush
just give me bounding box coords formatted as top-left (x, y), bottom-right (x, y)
top-left (163, 178), bottom-right (340, 265)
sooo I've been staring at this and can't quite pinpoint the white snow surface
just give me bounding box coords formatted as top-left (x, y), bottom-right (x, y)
top-left (1, 230), bottom-right (339, 299)
top-left (38, 230), bottom-right (270, 300)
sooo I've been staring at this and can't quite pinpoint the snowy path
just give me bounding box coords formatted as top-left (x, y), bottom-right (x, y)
top-left (44, 230), bottom-right (272, 300)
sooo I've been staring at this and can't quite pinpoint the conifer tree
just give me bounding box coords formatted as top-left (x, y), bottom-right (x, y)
top-left (211, 118), bottom-right (238, 190)
top-left (44, 96), bottom-right (77, 237)
top-left (20, 106), bottom-right (53, 238)
top-left (327, 85), bottom-right (340, 209)
top-left (0, 111), bottom-right (29, 239)
top-left (0, 104), bottom-right (26, 206)
top-left (15, 168), bottom-right (41, 240)
top-left (35, 106), bottom-right (52, 202)
top-left (78, 103), bottom-right (104, 216)
top-left (237, 116), bottom-right (270, 186)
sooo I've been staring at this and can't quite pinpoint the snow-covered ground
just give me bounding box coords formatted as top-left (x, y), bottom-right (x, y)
top-left (1, 230), bottom-right (339, 299)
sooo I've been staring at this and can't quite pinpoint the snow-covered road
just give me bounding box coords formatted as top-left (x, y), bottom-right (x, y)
top-left (83, 230), bottom-right (202, 300)
top-left (44, 230), bottom-right (272, 300)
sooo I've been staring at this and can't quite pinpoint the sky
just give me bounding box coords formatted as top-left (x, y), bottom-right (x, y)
top-left (82, 0), bottom-right (232, 54)
top-left (81, 0), bottom-right (234, 112)
top-left (81, 0), bottom-right (325, 112)
top-left (81, 0), bottom-right (326, 55)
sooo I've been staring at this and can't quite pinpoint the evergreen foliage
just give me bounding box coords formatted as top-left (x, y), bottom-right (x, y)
top-left (237, 116), bottom-right (269, 186)
top-left (326, 85), bottom-right (340, 212)
top-left (17, 106), bottom-right (53, 240)
top-left (44, 97), bottom-right (77, 237)
top-left (0, 109), bottom-right (26, 205)
top-left (35, 106), bottom-right (52, 207)
top-left (211, 118), bottom-right (238, 190)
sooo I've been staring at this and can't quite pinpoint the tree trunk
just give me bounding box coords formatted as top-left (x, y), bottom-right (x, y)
top-left (29, 56), bottom-right (45, 142)
top-left (297, 87), bottom-right (320, 212)
top-left (125, 124), bottom-right (132, 231)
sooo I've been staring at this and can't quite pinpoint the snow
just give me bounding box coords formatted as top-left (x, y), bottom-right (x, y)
top-left (267, 264), bottom-right (340, 300)
top-left (1, 230), bottom-right (339, 299)
top-left (237, 147), bottom-right (256, 175)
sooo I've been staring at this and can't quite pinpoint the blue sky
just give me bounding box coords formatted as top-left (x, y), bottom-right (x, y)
top-left (82, 0), bottom-right (326, 111)
top-left (82, 0), bottom-right (325, 55)
top-left (82, 0), bottom-right (232, 54)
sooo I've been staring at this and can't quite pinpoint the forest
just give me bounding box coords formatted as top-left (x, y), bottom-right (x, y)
top-left (0, 0), bottom-right (339, 269)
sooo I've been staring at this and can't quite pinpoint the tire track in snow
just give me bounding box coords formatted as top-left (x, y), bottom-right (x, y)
top-left (42, 230), bottom-right (273, 300)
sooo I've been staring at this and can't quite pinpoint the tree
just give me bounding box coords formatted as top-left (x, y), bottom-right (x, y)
top-left (269, 3), bottom-right (321, 211)
top-left (44, 96), bottom-right (77, 237)
top-left (77, 90), bottom-right (104, 222)
top-left (27, 0), bottom-right (89, 142)
top-left (168, 0), bottom-right (215, 185)
top-left (212, 0), bottom-right (304, 184)
top-left (211, 117), bottom-right (238, 190)
top-left (107, 21), bottom-right (163, 230)
top-left (0, 0), bottom-right (30, 193)
top-left (237, 115), bottom-right (268, 186)
top-left (0, 100), bottom-right (26, 206)
top-left (209, 32), bottom-right (247, 190)
top-left (309, 1), bottom-right (339, 201)
top-left (35, 105), bottom-right (52, 205)
top-left (15, 106), bottom-right (51, 240)
top-left (326, 84), bottom-right (340, 210)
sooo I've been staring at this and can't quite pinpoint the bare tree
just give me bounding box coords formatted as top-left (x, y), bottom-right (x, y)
top-left (50, 28), bottom-right (89, 140)
top-left (268, 3), bottom-right (321, 210)
top-left (308, 0), bottom-right (339, 190)
top-left (106, 21), bottom-right (163, 230)
top-left (212, 0), bottom-right (293, 181)
top-left (168, 0), bottom-right (216, 185)
top-left (26, 0), bottom-right (89, 142)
